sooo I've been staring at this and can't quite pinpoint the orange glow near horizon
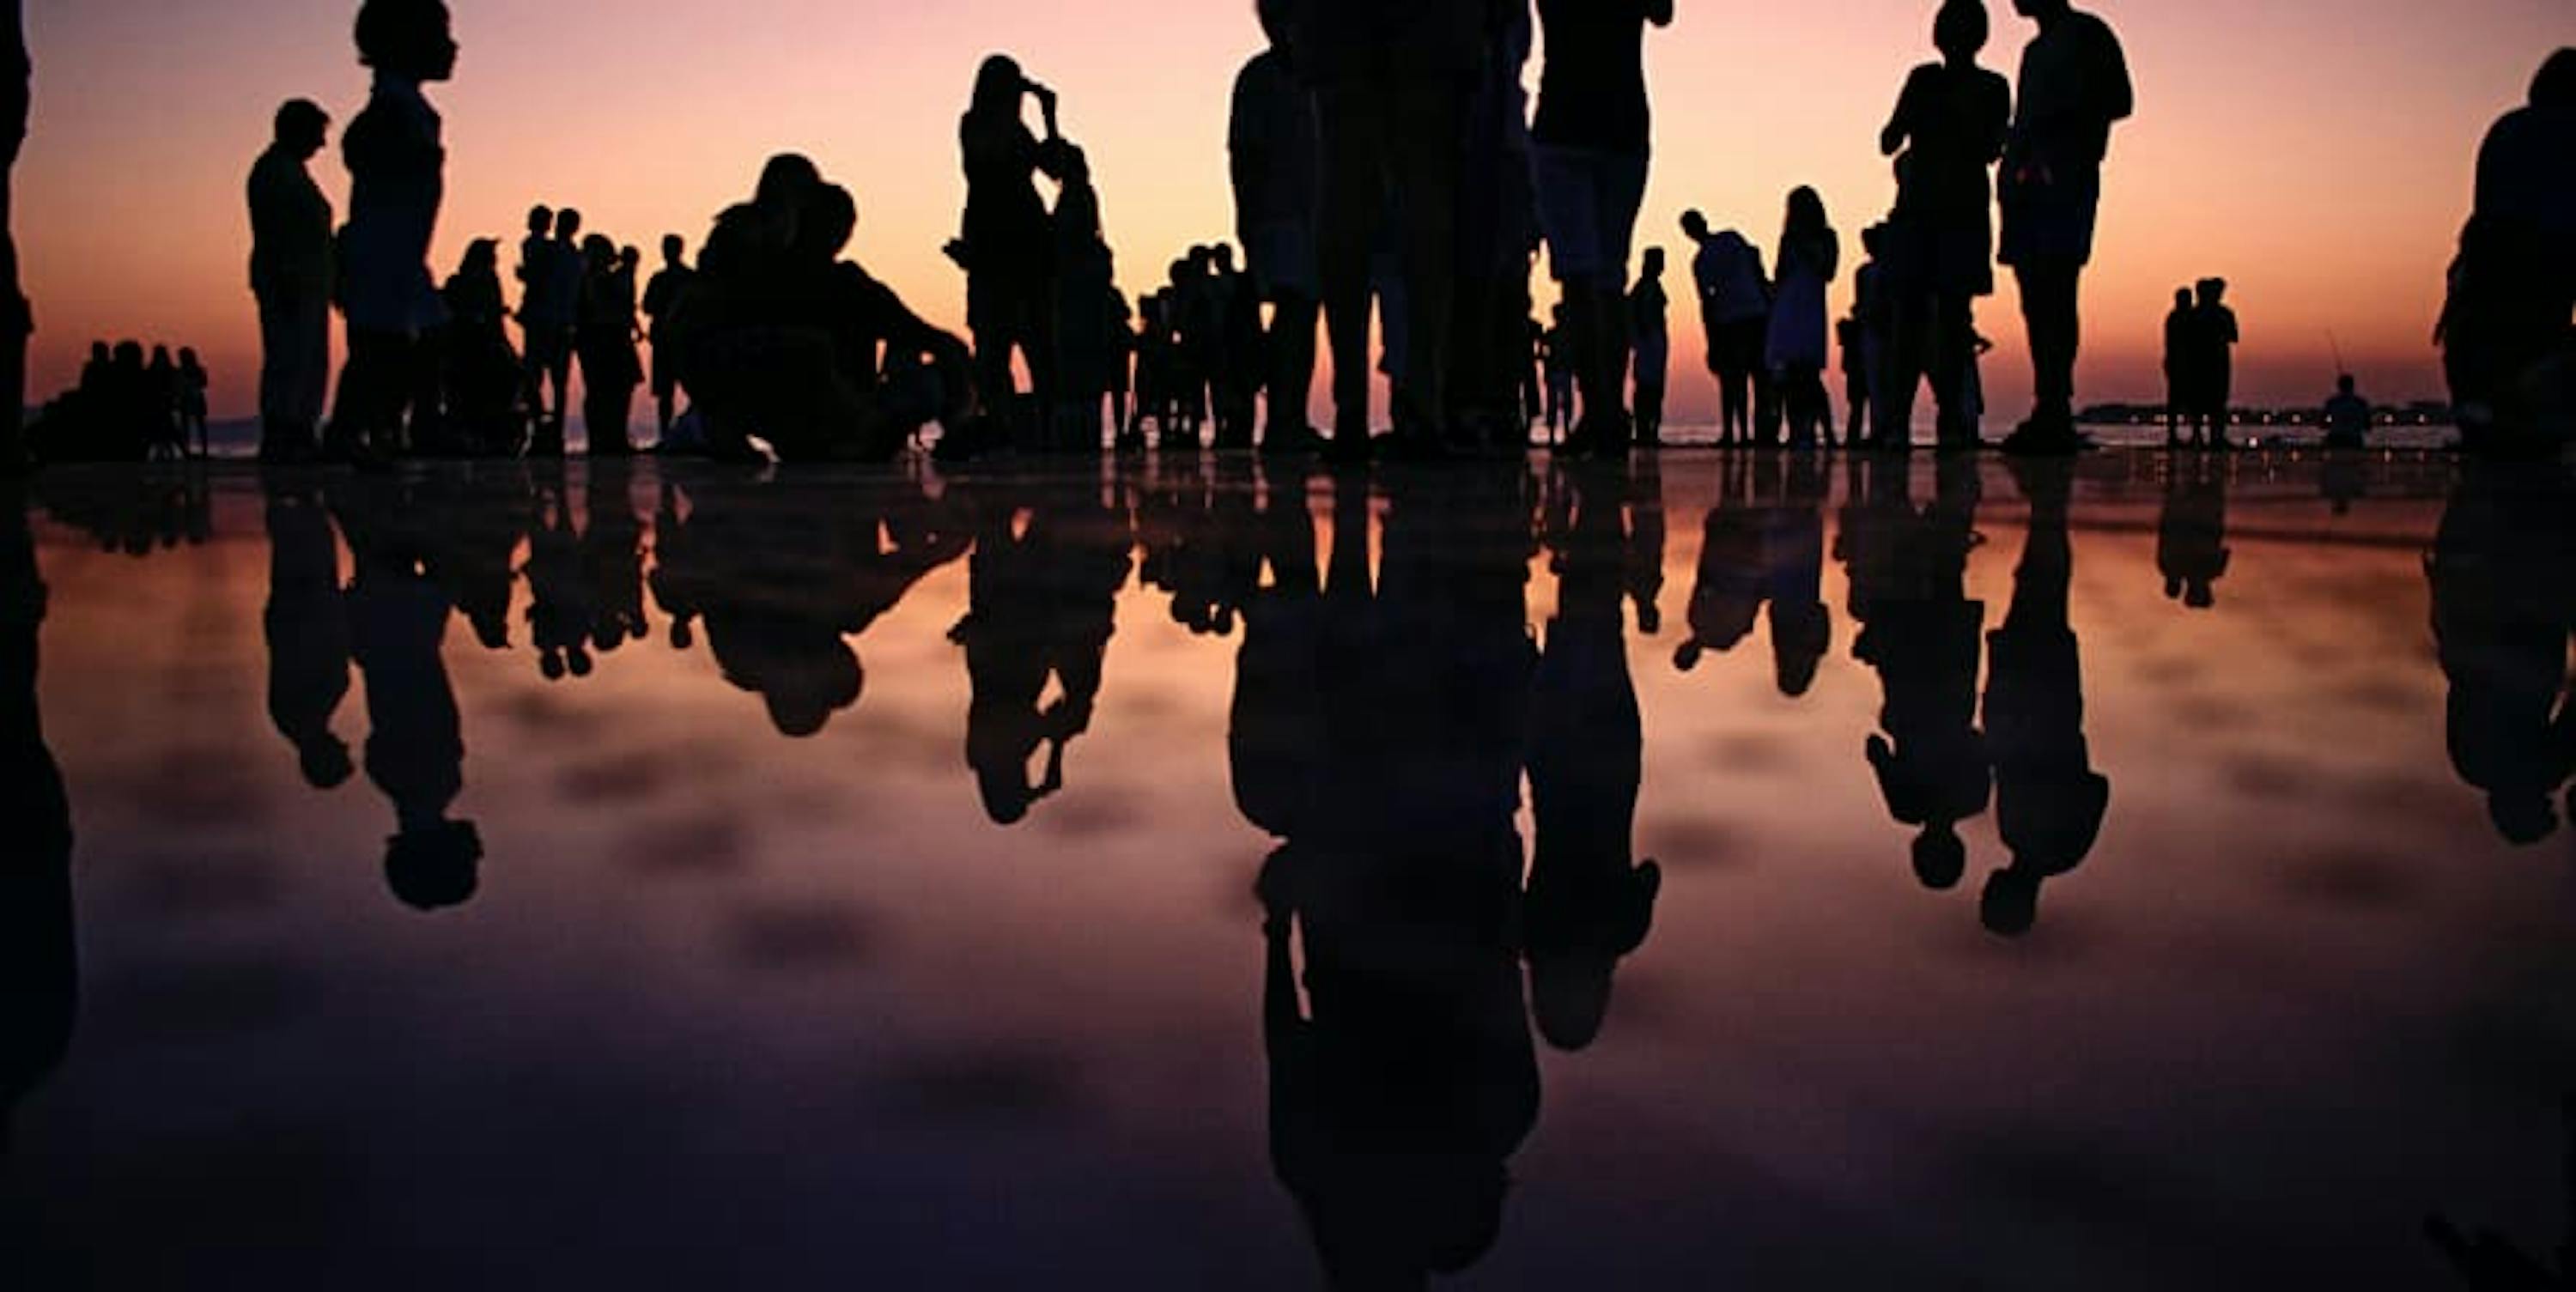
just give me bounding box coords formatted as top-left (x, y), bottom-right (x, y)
top-left (17, 1), bottom-right (2567, 422)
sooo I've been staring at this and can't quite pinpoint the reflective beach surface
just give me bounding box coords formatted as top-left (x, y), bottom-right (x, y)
top-left (4, 451), bottom-right (2573, 1289)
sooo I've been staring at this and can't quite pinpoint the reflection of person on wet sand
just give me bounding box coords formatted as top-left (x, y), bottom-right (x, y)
top-left (951, 492), bottom-right (1131, 824)
top-left (1853, 456), bottom-right (1990, 890)
top-left (1256, 466), bottom-right (1539, 1289)
top-left (1675, 456), bottom-right (1832, 697)
top-left (334, 477), bottom-right (481, 912)
top-left (1, 481), bottom-right (76, 1151)
top-left (1527, 465), bottom-right (1661, 1052)
top-left (1981, 458), bottom-right (2108, 936)
top-left (2156, 452), bottom-right (2230, 610)
top-left (261, 473), bottom-right (355, 789)
top-left (2428, 464), bottom-right (2576, 846)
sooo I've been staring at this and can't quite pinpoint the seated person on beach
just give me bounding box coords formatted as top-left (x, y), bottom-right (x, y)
top-left (669, 156), bottom-right (977, 462)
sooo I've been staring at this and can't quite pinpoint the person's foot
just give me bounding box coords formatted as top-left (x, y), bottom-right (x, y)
top-left (1261, 425), bottom-right (1323, 457)
top-left (2000, 416), bottom-right (2083, 457)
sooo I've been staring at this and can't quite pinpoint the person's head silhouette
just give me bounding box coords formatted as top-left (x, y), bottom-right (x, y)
top-left (88, 341), bottom-right (107, 367)
top-left (1914, 825), bottom-right (1968, 891)
top-left (1680, 209), bottom-right (1708, 241)
top-left (1935, 0), bottom-right (1990, 63)
top-left (580, 233), bottom-right (613, 274)
top-left (2196, 276), bottom-right (2226, 306)
top-left (800, 184), bottom-right (859, 261)
top-left (1257, 0), bottom-right (1299, 57)
top-left (1980, 866), bottom-right (2043, 937)
top-left (1641, 246), bottom-right (1665, 280)
top-left (2173, 286), bottom-right (2192, 312)
top-left (386, 821), bottom-right (483, 913)
top-left (273, 99), bottom-right (330, 160)
top-left (2010, 0), bottom-right (2069, 23)
top-left (2489, 792), bottom-right (2560, 846)
top-left (619, 245), bottom-right (641, 275)
top-left (2336, 373), bottom-right (2357, 397)
top-left (756, 154), bottom-right (823, 210)
top-left (354, 0), bottom-right (457, 82)
top-left (972, 54), bottom-right (1027, 118)
top-left (298, 736), bottom-right (357, 790)
top-left (179, 347), bottom-right (202, 373)
top-left (2532, 47), bottom-right (2576, 109)
top-left (460, 236), bottom-right (496, 276)
top-left (660, 233), bottom-right (685, 267)
top-left (1784, 185), bottom-right (1827, 241)
top-left (526, 205), bottom-right (551, 237)
top-left (556, 208), bottom-right (583, 242)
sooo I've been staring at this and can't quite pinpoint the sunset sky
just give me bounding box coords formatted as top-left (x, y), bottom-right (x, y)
top-left (15, 1), bottom-right (2568, 422)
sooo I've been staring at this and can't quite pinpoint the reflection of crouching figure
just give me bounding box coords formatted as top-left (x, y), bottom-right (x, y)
top-left (674, 164), bottom-right (975, 463)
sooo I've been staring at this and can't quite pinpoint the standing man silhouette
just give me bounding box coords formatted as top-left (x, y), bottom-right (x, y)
top-left (1996, 0), bottom-right (2130, 456)
top-left (1531, 0), bottom-right (1674, 458)
top-left (1230, 0), bottom-right (1324, 454)
top-left (249, 100), bottom-right (335, 464)
top-left (641, 234), bottom-right (695, 440)
top-left (1299, 0), bottom-right (1497, 461)
top-left (327, 0), bottom-right (458, 464)
top-left (0, 0), bottom-right (27, 473)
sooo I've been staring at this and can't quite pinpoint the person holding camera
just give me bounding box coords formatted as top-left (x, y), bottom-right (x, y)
top-left (955, 56), bottom-right (1077, 455)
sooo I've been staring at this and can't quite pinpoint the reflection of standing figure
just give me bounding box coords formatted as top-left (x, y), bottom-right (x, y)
top-left (951, 489), bottom-right (1132, 824)
top-left (1527, 465), bottom-right (1661, 1053)
top-left (1, 479), bottom-right (76, 1150)
top-left (1257, 464), bottom-right (1540, 1289)
top-left (335, 476), bottom-right (481, 913)
top-left (1981, 459), bottom-right (2108, 936)
top-left (2427, 464), bottom-right (2576, 846)
top-left (262, 474), bottom-right (355, 790)
top-left (1855, 456), bottom-right (1990, 890)
top-left (2156, 452), bottom-right (2230, 609)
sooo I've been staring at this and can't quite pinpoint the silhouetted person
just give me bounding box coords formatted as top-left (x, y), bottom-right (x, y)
top-left (1629, 246), bottom-right (1669, 447)
top-left (2187, 277), bottom-right (2237, 449)
top-left (516, 206), bottom-right (563, 434)
top-left (576, 236), bottom-right (642, 455)
top-left (1683, 210), bottom-right (1771, 446)
top-left (248, 100), bottom-right (335, 464)
top-left (2155, 451), bottom-right (2229, 610)
top-left (1450, 3), bottom-right (1539, 452)
top-left (0, 476), bottom-right (74, 1150)
top-left (1766, 188), bottom-right (1840, 448)
top-left (1531, 0), bottom-right (1671, 458)
top-left (2160, 286), bottom-right (2191, 445)
top-left (2324, 373), bottom-right (2372, 449)
top-left (1527, 464), bottom-right (1661, 1052)
top-left (1980, 458), bottom-right (2107, 935)
top-left (2427, 463), bottom-right (2576, 845)
top-left (1996, 0), bottom-right (2131, 455)
top-left (954, 56), bottom-right (1073, 455)
top-left (1879, 0), bottom-right (2010, 450)
top-left (2439, 49), bottom-right (2576, 451)
top-left (524, 209), bottom-right (586, 457)
top-left (261, 474), bottom-right (355, 790)
top-left (141, 345), bottom-right (181, 461)
top-left (951, 489), bottom-right (1128, 822)
top-left (0, 0), bottom-right (26, 474)
top-left (1853, 455), bottom-right (1990, 890)
top-left (333, 475), bottom-right (480, 911)
top-left (1051, 148), bottom-right (1117, 452)
top-left (440, 239), bottom-right (521, 453)
top-left (177, 349), bottom-right (210, 458)
top-left (677, 161), bottom-right (977, 462)
top-left (1257, 463), bottom-right (1540, 1290)
top-left (1300, 0), bottom-right (1494, 460)
top-left (642, 234), bottom-right (695, 440)
top-left (327, 0), bottom-right (459, 464)
top-left (1233, 4), bottom-right (1324, 453)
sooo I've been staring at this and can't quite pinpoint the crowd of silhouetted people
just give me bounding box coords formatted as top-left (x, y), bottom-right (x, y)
top-left (24, 340), bottom-right (213, 463)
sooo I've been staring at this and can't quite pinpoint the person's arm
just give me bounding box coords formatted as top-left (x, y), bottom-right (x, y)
top-left (2095, 22), bottom-right (2135, 128)
top-left (1229, 64), bottom-right (1268, 220)
top-left (1881, 68), bottom-right (1925, 157)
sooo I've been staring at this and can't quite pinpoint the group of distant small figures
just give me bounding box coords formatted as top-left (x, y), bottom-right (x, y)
top-left (28, 341), bottom-right (214, 462)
